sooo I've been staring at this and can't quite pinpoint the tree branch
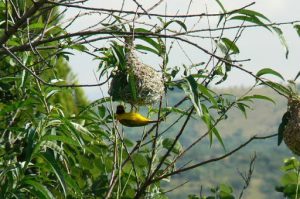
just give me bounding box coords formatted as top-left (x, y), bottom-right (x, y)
top-left (46, 1), bottom-right (255, 18)
top-left (150, 133), bottom-right (276, 184)
top-left (0, 0), bottom-right (48, 45)
top-left (2, 45), bottom-right (110, 88)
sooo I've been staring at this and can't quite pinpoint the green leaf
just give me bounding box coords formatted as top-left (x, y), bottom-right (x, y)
top-left (293, 24), bottom-right (300, 37)
top-left (281, 172), bottom-right (299, 185)
top-left (39, 151), bottom-right (67, 197)
top-left (219, 183), bottom-right (233, 194)
top-left (128, 72), bottom-right (137, 102)
top-left (134, 28), bottom-right (151, 33)
top-left (41, 135), bottom-right (80, 147)
top-left (273, 27), bottom-right (289, 58)
top-left (198, 84), bottom-right (218, 107)
top-left (162, 20), bottom-right (187, 32)
top-left (132, 153), bottom-right (148, 167)
top-left (240, 94), bottom-right (275, 104)
top-left (293, 71), bottom-right (300, 81)
top-left (46, 90), bottom-right (60, 100)
top-left (237, 103), bottom-right (247, 118)
top-left (124, 138), bottom-right (134, 147)
top-left (214, 0), bottom-right (226, 13)
top-left (162, 138), bottom-right (183, 154)
top-left (201, 104), bottom-right (225, 150)
top-left (111, 42), bottom-right (126, 70)
top-left (184, 75), bottom-right (202, 116)
top-left (256, 68), bottom-right (284, 81)
top-left (7, 39), bottom-right (20, 46)
top-left (63, 173), bottom-right (81, 196)
top-left (70, 44), bottom-right (88, 52)
top-left (212, 126), bottom-right (225, 151)
top-left (29, 23), bottom-right (45, 30)
top-left (283, 157), bottom-right (300, 170)
top-left (262, 81), bottom-right (291, 96)
top-left (215, 40), bottom-right (228, 55)
top-left (135, 44), bottom-right (159, 55)
top-left (135, 33), bottom-right (161, 53)
top-left (58, 118), bottom-right (85, 147)
top-left (97, 105), bottom-right (106, 118)
top-left (23, 178), bottom-right (54, 199)
top-left (79, 97), bottom-right (110, 115)
top-left (25, 128), bottom-right (37, 168)
top-left (229, 15), bottom-right (271, 32)
top-left (235, 9), bottom-right (270, 22)
top-left (221, 38), bottom-right (240, 54)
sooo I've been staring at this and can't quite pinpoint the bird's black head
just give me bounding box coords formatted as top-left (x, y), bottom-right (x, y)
top-left (116, 105), bottom-right (125, 114)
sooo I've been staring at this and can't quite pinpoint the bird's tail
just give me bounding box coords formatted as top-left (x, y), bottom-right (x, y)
top-left (149, 118), bottom-right (164, 123)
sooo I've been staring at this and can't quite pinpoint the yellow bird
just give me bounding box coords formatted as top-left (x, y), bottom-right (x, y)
top-left (115, 105), bottom-right (161, 127)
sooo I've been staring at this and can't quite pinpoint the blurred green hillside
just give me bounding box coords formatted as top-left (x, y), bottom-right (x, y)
top-left (160, 86), bottom-right (296, 199)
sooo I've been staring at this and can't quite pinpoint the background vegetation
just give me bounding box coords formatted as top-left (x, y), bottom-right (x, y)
top-left (0, 0), bottom-right (299, 198)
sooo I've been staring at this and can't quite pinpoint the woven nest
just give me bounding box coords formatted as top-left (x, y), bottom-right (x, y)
top-left (283, 97), bottom-right (300, 155)
top-left (109, 51), bottom-right (164, 105)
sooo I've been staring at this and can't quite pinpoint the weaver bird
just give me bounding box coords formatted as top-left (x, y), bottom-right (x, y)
top-left (115, 105), bottom-right (161, 127)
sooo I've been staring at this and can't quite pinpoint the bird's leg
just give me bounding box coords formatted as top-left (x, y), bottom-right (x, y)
top-left (130, 103), bottom-right (133, 112)
top-left (130, 104), bottom-right (138, 112)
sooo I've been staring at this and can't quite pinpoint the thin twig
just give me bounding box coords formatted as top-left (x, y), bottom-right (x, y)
top-left (2, 45), bottom-right (111, 88)
top-left (131, 0), bottom-right (151, 19)
top-left (150, 133), bottom-right (276, 184)
top-left (238, 153), bottom-right (256, 199)
top-left (46, 1), bottom-right (255, 18)
top-left (0, 0), bottom-right (47, 45)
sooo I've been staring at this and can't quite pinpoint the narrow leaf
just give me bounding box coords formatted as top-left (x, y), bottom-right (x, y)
top-left (135, 44), bottom-right (159, 55)
top-left (241, 94), bottom-right (275, 104)
top-left (256, 68), bottom-right (284, 80)
top-left (162, 20), bottom-right (187, 32)
top-left (70, 44), bottom-right (87, 52)
top-left (41, 135), bottom-right (80, 147)
top-left (128, 72), bottom-right (137, 102)
top-left (273, 27), bottom-right (289, 58)
top-left (136, 34), bottom-right (161, 52)
top-left (184, 75), bottom-right (202, 116)
top-left (229, 15), bottom-right (271, 32)
top-left (40, 151), bottom-right (67, 197)
top-left (162, 138), bottom-right (183, 154)
top-left (212, 127), bottom-right (226, 151)
top-left (29, 23), bottom-right (45, 29)
top-left (198, 84), bottom-right (218, 107)
top-left (221, 38), bottom-right (240, 54)
top-left (293, 24), bottom-right (300, 37)
top-left (236, 9), bottom-right (271, 22)
top-left (214, 0), bottom-right (226, 13)
top-left (294, 71), bottom-right (300, 81)
top-left (25, 128), bottom-right (37, 168)
top-left (237, 103), bottom-right (247, 118)
top-left (261, 81), bottom-right (291, 96)
top-left (23, 178), bottom-right (54, 199)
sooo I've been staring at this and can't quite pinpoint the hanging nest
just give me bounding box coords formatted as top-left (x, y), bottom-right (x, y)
top-left (109, 49), bottom-right (164, 105)
top-left (283, 97), bottom-right (300, 155)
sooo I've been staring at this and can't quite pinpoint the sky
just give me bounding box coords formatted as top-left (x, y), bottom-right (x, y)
top-left (64, 0), bottom-right (300, 100)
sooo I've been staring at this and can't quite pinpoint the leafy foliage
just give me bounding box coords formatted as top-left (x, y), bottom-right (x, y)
top-left (0, 0), bottom-right (298, 198)
top-left (276, 158), bottom-right (300, 199)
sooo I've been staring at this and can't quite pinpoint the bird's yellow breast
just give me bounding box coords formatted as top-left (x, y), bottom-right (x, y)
top-left (116, 112), bottom-right (151, 122)
top-left (116, 112), bottom-right (153, 127)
